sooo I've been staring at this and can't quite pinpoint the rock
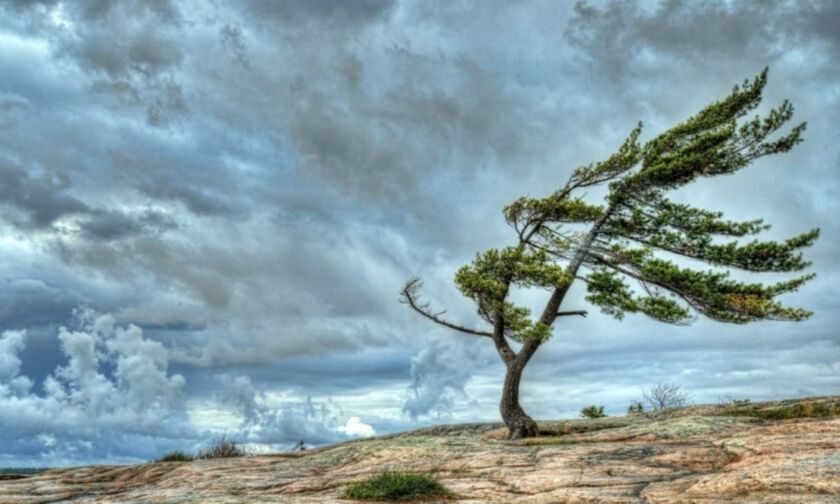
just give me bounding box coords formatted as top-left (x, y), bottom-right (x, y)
top-left (1, 397), bottom-right (838, 503)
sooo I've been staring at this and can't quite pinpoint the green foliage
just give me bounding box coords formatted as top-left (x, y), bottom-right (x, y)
top-left (585, 268), bottom-right (692, 324)
top-left (580, 405), bottom-right (607, 419)
top-left (454, 69), bottom-right (815, 339)
top-left (570, 122), bottom-right (643, 188)
top-left (343, 471), bottom-right (454, 501)
top-left (455, 246), bottom-right (571, 342)
top-left (627, 401), bottom-right (645, 415)
top-left (505, 196), bottom-right (604, 226)
top-left (615, 69), bottom-right (804, 200)
top-left (156, 451), bottom-right (194, 463)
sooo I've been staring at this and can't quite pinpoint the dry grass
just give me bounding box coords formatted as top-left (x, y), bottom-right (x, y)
top-left (196, 436), bottom-right (246, 459)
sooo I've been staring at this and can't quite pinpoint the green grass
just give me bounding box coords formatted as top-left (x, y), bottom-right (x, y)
top-left (156, 451), bottom-right (194, 463)
top-left (718, 401), bottom-right (840, 420)
top-left (343, 471), bottom-right (454, 501)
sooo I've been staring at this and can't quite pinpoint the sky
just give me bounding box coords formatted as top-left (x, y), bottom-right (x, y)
top-left (0, 0), bottom-right (838, 467)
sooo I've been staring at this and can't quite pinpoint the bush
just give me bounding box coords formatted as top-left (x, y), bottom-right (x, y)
top-left (627, 401), bottom-right (644, 415)
top-left (343, 471), bottom-right (453, 501)
top-left (197, 435), bottom-right (246, 459)
top-left (580, 405), bottom-right (607, 419)
top-left (718, 395), bottom-right (751, 408)
top-left (156, 451), bottom-right (194, 463)
top-left (643, 383), bottom-right (689, 411)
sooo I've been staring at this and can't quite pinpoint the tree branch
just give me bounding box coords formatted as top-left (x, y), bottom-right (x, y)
top-left (400, 278), bottom-right (494, 338)
top-left (557, 310), bottom-right (588, 318)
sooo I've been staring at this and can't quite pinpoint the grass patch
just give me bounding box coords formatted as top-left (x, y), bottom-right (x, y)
top-left (197, 435), bottom-right (246, 459)
top-left (343, 471), bottom-right (454, 501)
top-left (156, 451), bottom-right (194, 463)
top-left (718, 401), bottom-right (840, 420)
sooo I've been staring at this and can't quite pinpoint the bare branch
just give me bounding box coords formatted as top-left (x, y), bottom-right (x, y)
top-left (557, 310), bottom-right (588, 318)
top-left (400, 278), bottom-right (494, 338)
top-left (643, 383), bottom-right (690, 412)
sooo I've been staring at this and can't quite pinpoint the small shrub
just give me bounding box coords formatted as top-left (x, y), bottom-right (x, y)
top-left (627, 401), bottom-right (645, 415)
top-left (343, 471), bottom-right (453, 501)
top-left (156, 451), bottom-right (194, 463)
top-left (197, 435), bottom-right (246, 459)
top-left (643, 383), bottom-right (689, 411)
top-left (719, 395), bottom-right (751, 408)
top-left (580, 405), bottom-right (607, 419)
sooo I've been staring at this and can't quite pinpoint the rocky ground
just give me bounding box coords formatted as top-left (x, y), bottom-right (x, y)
top-left (1, 397), bottom-right (838, 503)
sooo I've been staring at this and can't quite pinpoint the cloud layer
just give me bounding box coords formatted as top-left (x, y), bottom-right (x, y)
top-left (1, 0), bottom-right (838, 465)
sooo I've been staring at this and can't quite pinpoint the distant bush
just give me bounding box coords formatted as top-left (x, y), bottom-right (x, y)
top-left (344, 471), bottom-right (453, 501)
top-left (156, 451), bottom-right (194, 463)
top-left (718, 395), bottom-right (751, 408)
top-left (580, 405), bottom-right (607, 419)
top-left (197, 436), bottom-right (246, 459)
top-left (627, 401), bottom-right (644, 415)
top-left (643, 383), bottom-right (689, 411)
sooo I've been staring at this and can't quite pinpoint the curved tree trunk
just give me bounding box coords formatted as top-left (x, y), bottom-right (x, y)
top-left (500, 361), bottom-right (539, 439)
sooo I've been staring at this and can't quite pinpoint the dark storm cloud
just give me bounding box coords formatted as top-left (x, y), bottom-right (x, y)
top-left (0, 158), bottom-right (174, 239)
top-left (566, 0), bottom-right (840, 75)
top-left (0, 0), bottom-right (838, 465)
top-left (0, 92), bottom-right (29, 128)
top-left (241, 0), bottom-right (394, 28)
top-left (0, 279), bottom-right (78, 329)
top-left (287, 55), bottom-right (530, 202)
top-left (3, 0), bottom-right (188, 126)
top-left (0, 159), bottom-right (88, 230)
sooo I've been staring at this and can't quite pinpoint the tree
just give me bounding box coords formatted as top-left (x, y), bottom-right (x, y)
top-left (642, 383), bottom-right (689, 411)
top-left (400, 69), bottom-right (818, 439)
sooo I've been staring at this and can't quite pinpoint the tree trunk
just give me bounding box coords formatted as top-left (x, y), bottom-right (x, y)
top-left (500, 361), bottom-right (539, 439)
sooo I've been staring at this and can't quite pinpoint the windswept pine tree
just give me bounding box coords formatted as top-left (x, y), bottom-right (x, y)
top-left (401, 69), bottom-right (818, 439)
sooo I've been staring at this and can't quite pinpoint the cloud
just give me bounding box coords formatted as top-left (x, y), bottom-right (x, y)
top-left (0, 0), bottom-right (838, 466)
top-left (0, 157), bottom-right (175, 240)
top-left (565, 0), bottom-right (840, 76)
top-left (240, 0), bottom-right (395, 30)
top-left (3, 0), bottom-right (187, 126)
top-left (338, 416), bottom-right (376, 438)
top-left (0, 310), bottom-right (188, 465)
top-left (403, 337), bottom-right (478, 420)
top-left (0, 92), bottom-right (29, 128)
top-left (217, 375), bottom-right (375, 447)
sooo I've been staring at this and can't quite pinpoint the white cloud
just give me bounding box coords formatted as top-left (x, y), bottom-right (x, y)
top-left (216, 374), bottom-right (377, 446)
top-left (0, 310), bottom-right (187, 465)
top-left (338, 416), bottom-right (376, 438)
